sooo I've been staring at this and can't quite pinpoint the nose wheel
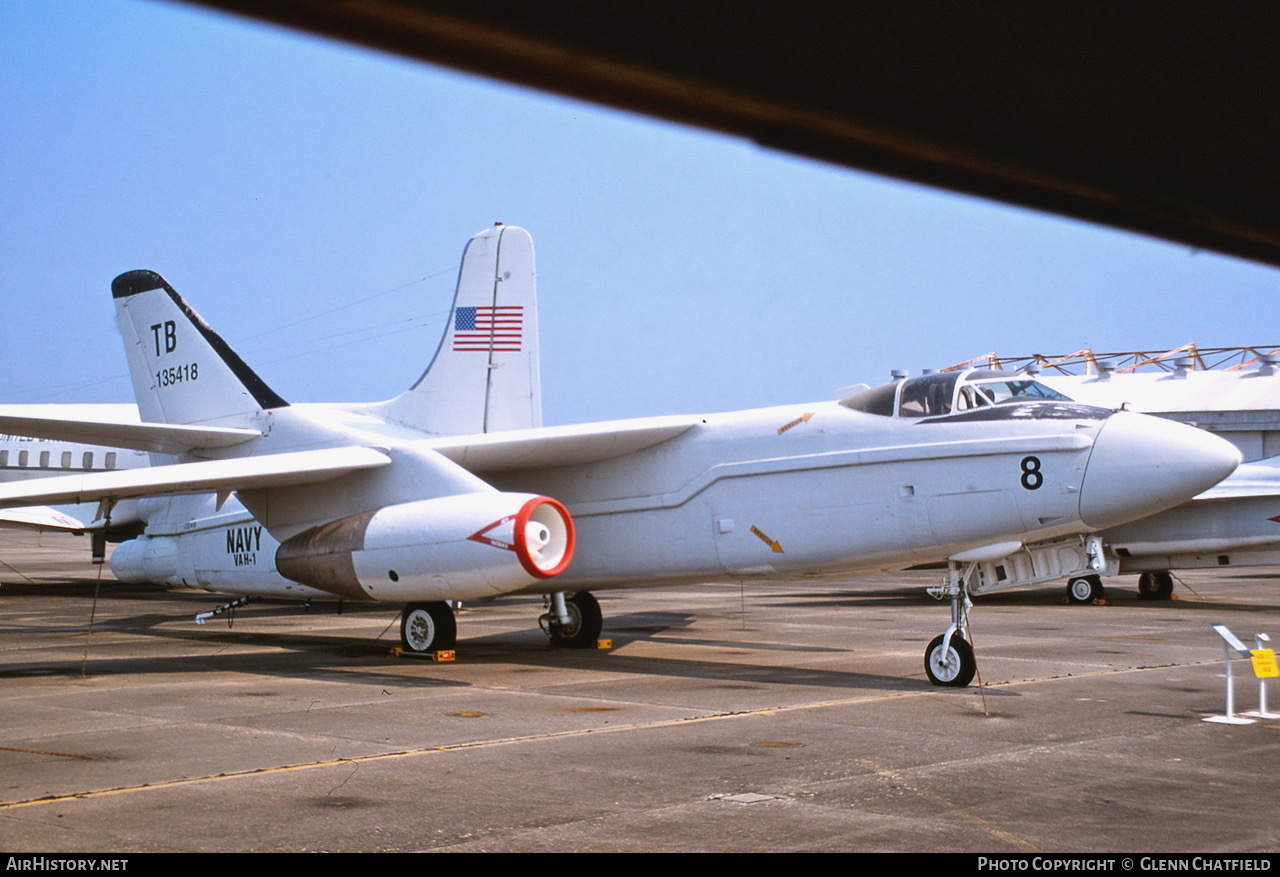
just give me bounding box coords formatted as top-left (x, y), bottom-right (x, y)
top-left (925, 633), bottom-right (976, 686)
top-left (924, 559), bottom-right (981, 687)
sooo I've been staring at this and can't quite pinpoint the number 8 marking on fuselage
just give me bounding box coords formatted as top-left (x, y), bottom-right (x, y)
top-left (1020, 455), bottom-right (1043, 490)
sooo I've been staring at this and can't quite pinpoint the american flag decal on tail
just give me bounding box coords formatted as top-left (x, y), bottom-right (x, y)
top-left (453, 305), bottom-right (523, 352)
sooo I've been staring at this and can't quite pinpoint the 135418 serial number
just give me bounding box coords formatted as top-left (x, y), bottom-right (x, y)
top-left (155, 363), bottom-right (199, 386)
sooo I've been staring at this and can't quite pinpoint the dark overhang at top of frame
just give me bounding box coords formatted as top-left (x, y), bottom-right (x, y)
top-left (190, 1), bottom-right (1280, 267)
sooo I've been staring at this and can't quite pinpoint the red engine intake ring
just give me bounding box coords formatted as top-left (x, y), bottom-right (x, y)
top-left (514, 496), bottom-right (575, 578)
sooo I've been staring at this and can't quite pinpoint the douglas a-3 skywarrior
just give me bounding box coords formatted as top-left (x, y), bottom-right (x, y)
top-left (0, 226), bottom-right (1240, 685)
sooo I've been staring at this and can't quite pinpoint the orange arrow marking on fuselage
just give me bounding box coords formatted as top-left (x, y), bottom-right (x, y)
top-left (750, 525), bottom-right (784, 553)
top-left (777, 412), bottom-right (814, 435)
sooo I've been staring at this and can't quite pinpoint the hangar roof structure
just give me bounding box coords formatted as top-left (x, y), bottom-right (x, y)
top-left (192, 2), bottom-right (1280, 267)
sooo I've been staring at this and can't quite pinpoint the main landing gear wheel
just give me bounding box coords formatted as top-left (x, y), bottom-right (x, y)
top-left (548, 591), bottom-right (602, 649)
top-left (924, 633), bottom-right (976, 687)
top-left (1137, 571), bottom-right (1174, 601)
top-left (399, 601), bottom-right (457, 653)
top-left (1066, 574), bottom-right (1105, 604)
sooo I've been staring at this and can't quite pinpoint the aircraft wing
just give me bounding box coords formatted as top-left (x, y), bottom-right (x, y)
top-left (0, 506), bottom-right (87, 533)
top-left (0, 413), bottom-right (262, 454)
top-left (425, 416), bottom-right (699, 473)
top-left (0, 446), bottom-right (390, 508)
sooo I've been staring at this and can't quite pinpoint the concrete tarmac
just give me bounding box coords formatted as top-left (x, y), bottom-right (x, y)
top-left (1, 531), bottom-right (1277, 853)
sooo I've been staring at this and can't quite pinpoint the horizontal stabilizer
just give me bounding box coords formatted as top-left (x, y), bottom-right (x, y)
top-left (0, 446), bottom-right (390, 509)
top-left (427, 416), bottom-right (698, 472)
top-left (0, 506), bottom-right (86, 533)
top-left (0, 413), bottom-right (262, 455)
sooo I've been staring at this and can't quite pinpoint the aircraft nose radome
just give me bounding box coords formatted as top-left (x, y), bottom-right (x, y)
top-left (1079, 412), bottom-right (1241, 530)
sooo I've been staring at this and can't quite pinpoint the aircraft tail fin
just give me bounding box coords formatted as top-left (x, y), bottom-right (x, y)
top-left (365, 224), bottom-right (541, 435)
top-left (113, 270), bottom-right (288, 427)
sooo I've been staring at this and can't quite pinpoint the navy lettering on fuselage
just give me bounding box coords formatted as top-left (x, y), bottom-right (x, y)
top-left (225, 525), bottom-right (263, 567)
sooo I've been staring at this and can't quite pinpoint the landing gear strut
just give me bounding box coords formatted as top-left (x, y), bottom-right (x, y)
top-left (399, 601), bottom-right (457, 653)
top-left (541, 591), bottom-right (602, 648)
top-left (925, 561), bottom-right (978, 687)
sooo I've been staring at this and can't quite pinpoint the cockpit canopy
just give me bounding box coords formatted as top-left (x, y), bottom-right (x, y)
top-left (840, 369), bottom-right (1079, 419)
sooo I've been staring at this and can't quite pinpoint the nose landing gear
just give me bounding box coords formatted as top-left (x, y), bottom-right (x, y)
top-left (925, 560), bottom-right (980, 687)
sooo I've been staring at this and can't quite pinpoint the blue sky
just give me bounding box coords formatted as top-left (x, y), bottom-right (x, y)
top-left (3, 0), bottom-right (1277, 425)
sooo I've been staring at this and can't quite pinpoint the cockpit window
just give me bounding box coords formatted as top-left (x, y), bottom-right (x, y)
top-left (966, 378), bottom-right (1070, 406)
top-left (840, 369), bottom-right (1075, 418)
top-left (897, 373), bottom-right (959, 417)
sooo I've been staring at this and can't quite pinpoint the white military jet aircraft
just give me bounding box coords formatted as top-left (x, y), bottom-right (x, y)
top-left (0, 227), bottom-right (1241, 686)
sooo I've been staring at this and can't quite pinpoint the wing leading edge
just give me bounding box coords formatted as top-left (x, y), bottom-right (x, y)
top-left (0, 413), bottom-right (262, 455)
top-left (426, 416), bottom-right (699, 473)
top-left (0, 446), bottom-right (390, 509)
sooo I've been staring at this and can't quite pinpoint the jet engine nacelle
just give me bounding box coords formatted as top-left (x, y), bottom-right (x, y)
top-left (109, 535), bottom-right (182, 585)
top-left (275, 492), bottom-right (575, 602)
